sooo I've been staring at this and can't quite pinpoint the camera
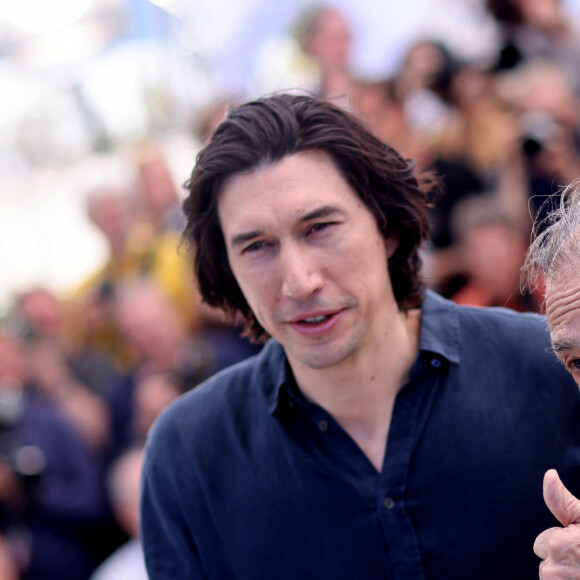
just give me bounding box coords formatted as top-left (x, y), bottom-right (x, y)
top-left (0, 381), bottom-right (45, 484)
top-left (520, 111), bottom-right (562, 159)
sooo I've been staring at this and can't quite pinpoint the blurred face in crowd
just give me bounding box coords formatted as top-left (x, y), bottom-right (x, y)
top-left (460, 222), bottom-right (528, 300)
top-left (115, 286), bottom-right (184, 368)
top-left (139, 155), bottom-right (177, 215)
top-left (304, 9), bottom-right (351, 72)
top-left (17, 289), bottom-right (62, 340)
top-left (402, 41), bottom-right (446, 90)
top-left (218, 151), bottom-right (399, 373)
top-left (87, 189), bottom-right (131, 244)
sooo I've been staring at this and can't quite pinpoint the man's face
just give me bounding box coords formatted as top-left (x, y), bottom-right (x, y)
top-left (218, 151), bottom-right (399, 373)
top-left (546, 273), bottom-right (580, 386)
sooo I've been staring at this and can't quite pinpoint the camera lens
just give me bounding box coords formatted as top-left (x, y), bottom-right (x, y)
top-left (522, 136), bottom-right (542, 158)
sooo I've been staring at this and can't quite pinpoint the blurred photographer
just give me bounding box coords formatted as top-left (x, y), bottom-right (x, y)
top-left (107, 280), bottom-right (260, 461)
top-left (519, 109), bottom-right (580, 221)
top-left (494, 60), bottom-right (580, 232)
top-left (0, 330), bottom-right (110, 580)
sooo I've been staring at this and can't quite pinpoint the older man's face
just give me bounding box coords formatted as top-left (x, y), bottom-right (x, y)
top-left (546, 273), bottom-right (580, 386)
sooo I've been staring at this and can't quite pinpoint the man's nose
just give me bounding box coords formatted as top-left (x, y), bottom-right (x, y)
top-left (280, 245), bottom-right (324, 300)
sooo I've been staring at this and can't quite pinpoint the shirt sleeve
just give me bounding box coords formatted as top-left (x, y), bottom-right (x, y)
top-left (140, 420), bottom-right (206, 579)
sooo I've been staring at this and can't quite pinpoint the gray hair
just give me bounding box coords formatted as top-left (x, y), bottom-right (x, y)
top-left (522, 181), bottom-right (580, 294)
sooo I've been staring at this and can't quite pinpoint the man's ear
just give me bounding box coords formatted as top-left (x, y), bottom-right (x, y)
top-left (385, 234), bottom-right (399, 259)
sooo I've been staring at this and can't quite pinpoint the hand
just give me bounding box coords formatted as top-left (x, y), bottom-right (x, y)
top-left (534, 469), bottom-right (580, 578)
top-left (0, 535), bottom-right (18, 580)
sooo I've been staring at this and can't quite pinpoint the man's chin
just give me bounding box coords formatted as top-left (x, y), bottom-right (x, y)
top-left (286, 339), bottom-right (357, 371)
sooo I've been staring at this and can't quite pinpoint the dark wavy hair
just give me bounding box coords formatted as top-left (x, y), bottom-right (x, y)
top-left (183, 93), bottom-right (433, 342)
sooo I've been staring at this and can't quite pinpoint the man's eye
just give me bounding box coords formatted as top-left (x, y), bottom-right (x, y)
top-left (571, 359), bottom-right (580, 371)
top-left (242, 241), bottom-right (267, 254)
top-left (308, 222), bottom-right (335, 235)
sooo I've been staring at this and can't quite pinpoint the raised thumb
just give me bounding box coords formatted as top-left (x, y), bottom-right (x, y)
top-left (543, 469), bottom-right (580, 526)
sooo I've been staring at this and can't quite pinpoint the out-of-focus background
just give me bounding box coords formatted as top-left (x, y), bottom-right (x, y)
top-left (1, 0), bottom-right (579, 309)
top-left (2, 1), bottom-right (580, 578)
top-left (1, 0), bottom-right (490, 308)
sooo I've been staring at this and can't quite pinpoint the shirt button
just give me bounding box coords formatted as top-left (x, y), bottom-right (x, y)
top-left (318, 420), bottom-right (329, 432)
top-left (430, 358), bottom-right (441, 369)
top-left (383, 497), bottom-right (395, 509)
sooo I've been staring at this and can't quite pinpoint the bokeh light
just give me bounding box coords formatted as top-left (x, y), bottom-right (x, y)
top-left (0, 0), bottom-right (94, 34)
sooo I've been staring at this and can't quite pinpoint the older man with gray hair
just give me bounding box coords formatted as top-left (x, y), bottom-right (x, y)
top-left (524, 183), bottom-right (580, 579)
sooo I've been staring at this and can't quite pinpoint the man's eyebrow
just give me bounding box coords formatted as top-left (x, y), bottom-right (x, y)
top-left (552, 338), bottom-right (577, 354)
top-left (230, 230), bottom-right (264, 249)
top-left (299, 205), bottom-right (342, 222)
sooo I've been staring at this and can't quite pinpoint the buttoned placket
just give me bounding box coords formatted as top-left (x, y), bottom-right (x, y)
top-left (376, 354), bottom-right (445, 579)
top-left (284, 353), bottom-right (446, 578)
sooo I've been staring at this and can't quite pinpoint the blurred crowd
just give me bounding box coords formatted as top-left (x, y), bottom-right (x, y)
top-left (296, 0), bottom-right (580, 310)
top-left (1, 0), bottom-right (580, 577)
top-left (0, 141), bottom-right (261, 579)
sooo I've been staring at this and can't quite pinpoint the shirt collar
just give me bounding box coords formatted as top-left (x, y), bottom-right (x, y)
top-left (418, 290), bottom-right (461, 364)
top-left (259, 340), bottom-right (290, 415)
top-left (263, 290), bottom-right (461, 414)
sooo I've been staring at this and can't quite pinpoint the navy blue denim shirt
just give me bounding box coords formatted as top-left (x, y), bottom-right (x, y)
top-left (141, 291), bottom-right (580, 579)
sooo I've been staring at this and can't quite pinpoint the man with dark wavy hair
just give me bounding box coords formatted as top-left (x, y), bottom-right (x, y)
top-left (141, 93), bottom-right (580, 579)
top-left (523, 183), bottom-right (580, 579)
